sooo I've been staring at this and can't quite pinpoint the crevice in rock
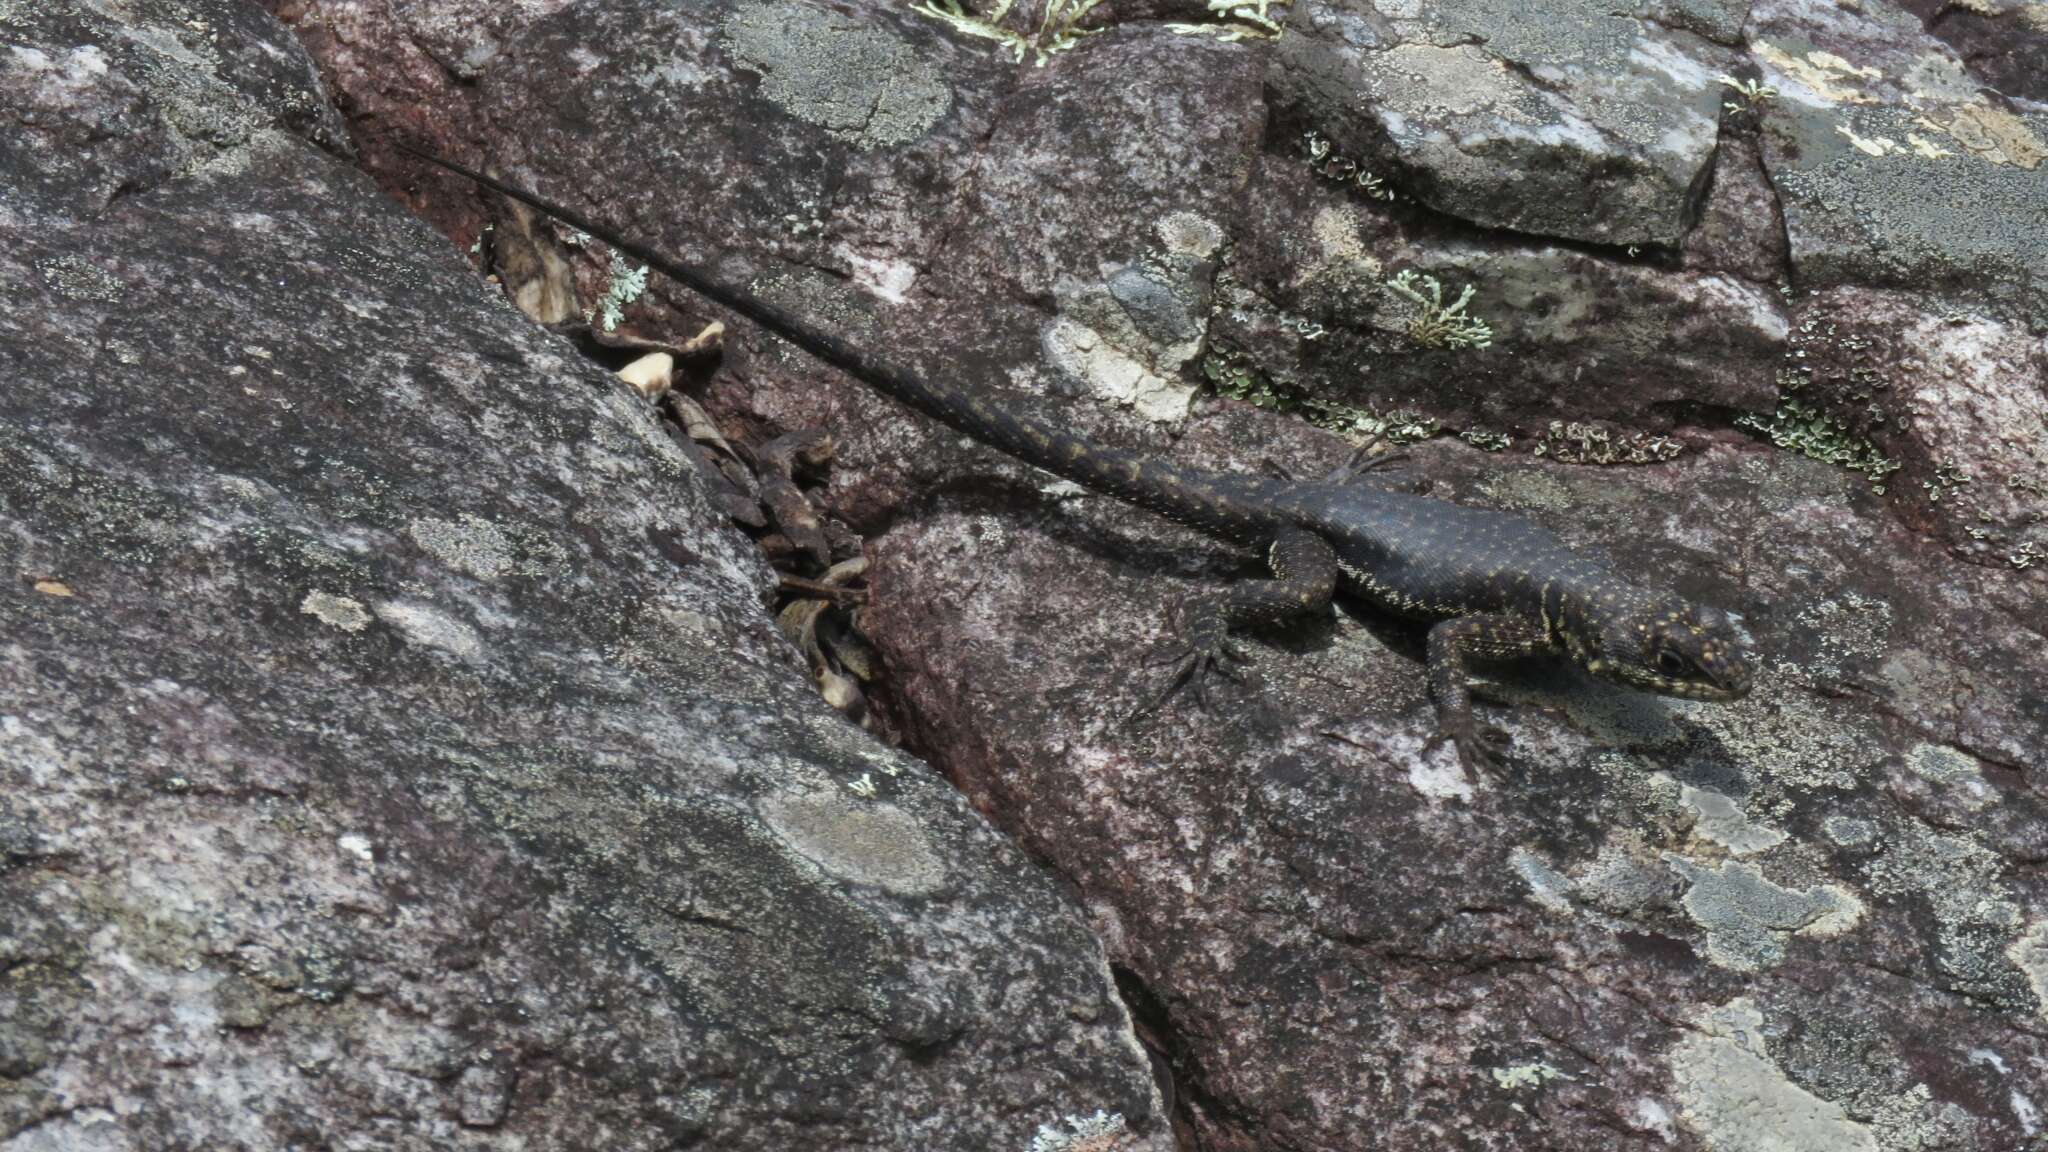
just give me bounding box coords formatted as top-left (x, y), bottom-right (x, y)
top-left (1111, 963), bottom-right (1235, 1152)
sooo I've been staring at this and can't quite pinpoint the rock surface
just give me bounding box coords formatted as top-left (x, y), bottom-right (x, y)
top-left (24, 0), bottom-right (2048, 1149)
top-left (0, 2), bottom-right (1166, 1148)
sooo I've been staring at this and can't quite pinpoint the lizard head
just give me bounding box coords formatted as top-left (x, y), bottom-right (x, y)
top-left (1581, 597), bottom-right (1754, 702)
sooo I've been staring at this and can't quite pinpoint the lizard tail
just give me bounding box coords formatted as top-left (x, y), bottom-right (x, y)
top-left (395, 145), bottom-right (1281, 543)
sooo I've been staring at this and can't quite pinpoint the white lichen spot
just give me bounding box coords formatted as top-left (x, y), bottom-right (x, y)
top-left (408, 514), bottom-right (515, 581)
top-left (1672, 998), bottom-right (1878, 1151)
top-left (1836, 122), bottom-right (1898, 157)
top-left (2008, 921), bottom-right (2048, 1023)
top-left (300, 590), bottom-right (370, 633)
top-left (760, 792), bottom-right (945, 896)
top-left (1027, 1109), bottom-right (1127, 1152)
top-left (1492, 1062), bottom-right (1572, 1091)
top-left (1905, 743), bottom-right (1995, 810)
top-left (373, 601), bottom-right (483, 659)
top-left (2014, 1089), bottom-right (2041, 1136)
top-left (845, 773), bottom-right (877, 798)
top-left (337, 834), bottom-right (374, 863)
top-left (1156, 211), bottom-right (1224, 260)
top-left (1680, 786), bottom-right (1788, 856)
top-left (833, 244), bottom-right (919, 303)
top-left (1407, 736), bottom-right (1475, 802)
top-left (1510, 847), bottom-right (1576, 913)
top-left (1042, 316), bottom-right (1195, 423)
top-left (1634, 1097), bottom-right (1678, 1142)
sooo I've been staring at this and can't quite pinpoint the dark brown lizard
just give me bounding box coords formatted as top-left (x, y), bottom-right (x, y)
top-left (397, 145), bottom-right (1755, 775)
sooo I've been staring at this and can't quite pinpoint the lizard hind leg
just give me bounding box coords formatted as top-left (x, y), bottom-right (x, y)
top-left (1140, 527), bottom-right (1339, 714)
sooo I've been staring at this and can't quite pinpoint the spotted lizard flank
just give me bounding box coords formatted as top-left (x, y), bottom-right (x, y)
top-left (397, 146), bottom-right (1757, 776)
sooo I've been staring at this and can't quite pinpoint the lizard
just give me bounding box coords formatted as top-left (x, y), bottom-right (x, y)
top-left (396, 145), bottom-right (1756, 775)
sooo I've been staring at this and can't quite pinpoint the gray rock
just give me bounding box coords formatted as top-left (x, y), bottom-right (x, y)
top-left (57, 0), bottom-right (2048, 1149)
top-left (1750, 0), bottom-right (2048, 321)
top-left (0, 2), bottom-right (1166, 1148)
top-left (1274, 0), bottom-right (1747, 246)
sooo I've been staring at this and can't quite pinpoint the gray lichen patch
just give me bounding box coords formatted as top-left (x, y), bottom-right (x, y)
top-left (299, 590), bottom-right (369, 633)
top-left (760, 792), bottom-right (947, 897)
top-left (721, 1), bottom-right (951, 150)
top-left (1276, 0), bottom-right (1739, 245)
top-left (1668, 855), bottom-right (1864, 971)
top-left (1860, 819), bottom-right (2031, 1003)
top-left (1751, 24), bottom-right (2048, 319)
top-left (1671, 998), bottom-right (1879, 1152)
top-left (1681, 785), bottom-right (1789, 856)
top-left (1904, 743), bottom-right (1996, 811)
top-left (407, 514), bottom-right (516, 580)
top-left (2008, 921), bottom-right (2048, 1022)
top-left (371, 600), bottom-right (483, 660)
top-left (405, 513), bottom-right (567, 581)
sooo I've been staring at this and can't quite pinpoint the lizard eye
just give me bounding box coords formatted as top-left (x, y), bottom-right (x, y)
top-left (1655, 648), bottom-right (1690, 679)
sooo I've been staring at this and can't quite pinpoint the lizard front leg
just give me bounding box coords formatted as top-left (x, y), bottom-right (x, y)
top-left (1151, 527), bottom-right (1338, 707)
top-left (1424, 613), bottom-right (1557, 777)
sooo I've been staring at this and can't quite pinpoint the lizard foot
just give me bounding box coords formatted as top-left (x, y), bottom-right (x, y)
top-left (1424, 722), bottom-right (1513, 779)
top-left (1138, 631), bottom-right (1251, 713)
top-left (1326, 436), bottom-right (1410, 484)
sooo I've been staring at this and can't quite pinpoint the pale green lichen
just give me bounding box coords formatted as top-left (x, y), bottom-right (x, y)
top-left (1461, 427), bottom-right (1514, 452)
top-left (1531, 420), bottom-right (1682, 465)
top-left (1384, 269), bottom-right (1493, 350)
top-left (1718, 74), bottom-right (1779, 111)
top-left (1202, 350), bottom-right (1441, 444)
top-left (913, 0), bottom-right (1105, 66)
top-left (1737, 396), bottom-right (1901, 491)
top-left (590, 254), bottom-right (649, 332)
top-left (1304, 130), bottom-right (1398, 201)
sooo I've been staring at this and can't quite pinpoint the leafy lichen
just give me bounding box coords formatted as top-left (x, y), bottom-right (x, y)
top-left (1202, 349), bottom-right (1440, 444)
top-left (1384, 269), bottom-right (1493, 350)
top-left (1531, 420), bottom-right (1682, 466)
top-left (912, 0), bottom-right (1105, 66)
top-left (1736, 396), bottom-right (1901, 491)
top-left (1167, 0), bottom-right (1286, 42)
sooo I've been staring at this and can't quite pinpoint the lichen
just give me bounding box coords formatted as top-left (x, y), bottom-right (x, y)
top-left (1027, 1109), bottom-right (1128, 1152)
top-left (1383, 269), bottom-right (1493, 350)
top-left (1666, 856), bottom-right (1863, 971)
top-left (1737, 395), bottom-right (1901, 491)
top-left (591, 253), bottom-right (649, 333)
top-left (1202, 349), bottom-right (1441, 443)
top-left (1671, 998), bottom-right (1878, 1152)
top-left (1531, 420), bottom-right (1682, 465)
top-left (913, 0), bottom-right (1105, 66)
top-left (1304, 130), bottom-right (1398, 201)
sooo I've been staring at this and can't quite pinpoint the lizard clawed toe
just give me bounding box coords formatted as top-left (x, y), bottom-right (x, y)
top-left (1424, 721), bottom-right (1513, 779)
